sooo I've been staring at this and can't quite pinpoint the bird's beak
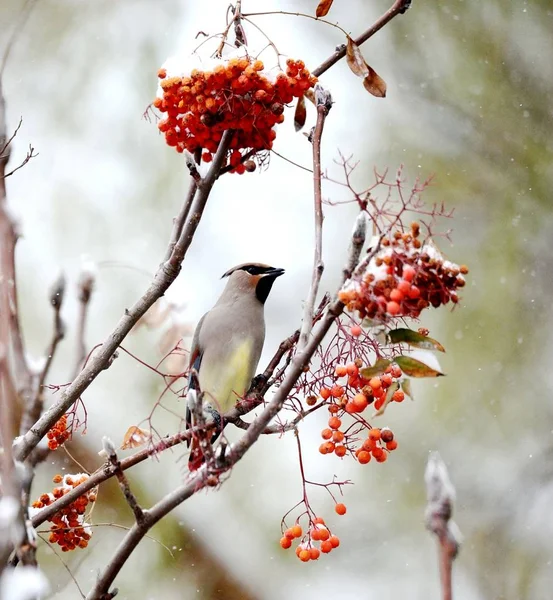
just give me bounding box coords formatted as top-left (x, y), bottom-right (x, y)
top-left (263, 267), bottom-right (285, 279)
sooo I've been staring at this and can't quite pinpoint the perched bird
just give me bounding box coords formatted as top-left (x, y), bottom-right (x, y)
top-left (186, 262), bottom-right (285, 470)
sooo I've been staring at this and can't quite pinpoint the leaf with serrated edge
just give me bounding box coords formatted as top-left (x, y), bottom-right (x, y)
top-left (373, 381), bottom-right (399, 417)
top-left (389, 328), bottom-right (446, 352)
top-left (363, 69), bottom-right (387, 98)
top-left (401, 378), bottom-right (414, 400)
top-left (316, 0), bottom-right (334, 17)
top-left (395, 356), bottom-right (444, 378)
top-left (360, 358), bottom-right (391, 379)
top-left (294, 95), bottom-right (307, 132)
top-left (346, 36), bottom-right (370, 78)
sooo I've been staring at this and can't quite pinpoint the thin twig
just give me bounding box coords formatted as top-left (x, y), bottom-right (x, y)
top-left (13, 130), bottom-right (234, 463)
top-left (73, 265), bottom-right (95, 378)
top-left (19, 273), bottom-right (66, 436)
top-left (298, 85), bottom-right (332, 352)
top-left (103, 437), bottom-right (144, 524)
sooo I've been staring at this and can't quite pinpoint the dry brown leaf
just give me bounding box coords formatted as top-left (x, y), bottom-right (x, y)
top-left (363, 69), bottom-right (387, 98)
top-left (120, 426), bottom-right (150, 450)
top-left (304, 89), bottom-right (316, 105)
top-left (315, 0), bottom-right (334, 17)
top-left (294, 95), bottom-right (307, 132)
top-left (346, 36), bottom-right (369, 78)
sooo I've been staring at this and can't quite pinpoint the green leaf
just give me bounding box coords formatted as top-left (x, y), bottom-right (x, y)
top-left (395, 356), bottom-right (444, 378)
top-left (360, 358), bottom-right (391, 379)
top-left (401, 378), bottom-right (414, 400)
top-left (373, 381), bottom-right (399, 417)
top-left (388, 328), bottom-right (446, 353)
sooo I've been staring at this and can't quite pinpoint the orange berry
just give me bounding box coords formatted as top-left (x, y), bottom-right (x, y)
top-left (397, 279), bottom-right (411, 294)
top-left (291, 525), bottom-right (302, 538)
top-left (350, 325), bottom-right (362, 337)
top-left (329, 535), bottom-right (340, 548)
top-left (375, 451), bottom-right (388, 463)
top-left (403, 265), bottom-right (416, 282)
top-left (319, 443), bottom-right (329, 455)
top-left (460, 264), bottom-right (469, 275)
top-left (252, 60), bottom-right (264, 71)
top-left (280, 536), bottom-right (292, 549)
top-left (357, 450), bottom-right (372, 464)
top-left (392, 390), bottom-right (405, 402)
top-left (320, 540), bottom-right (333, 553)
top-left (345, 402), bottom-right (357, 414)
top-left (369, 377), bottom-right (382, 391)
top-left (381, 373), bottom-right (393, 387)
top-left (346, 363), bottom-right (359, 377)
top-left (52, 474), bottom-right (63, 484)
top-left (387, 301), bottom-right (401, 315)
top-left (157, 68), bottom-right (167, 79)
top-left (335, 503), bottom-right (347, 516)
top-left (321, 428), bottom-right (333, 440)
top-left (391, 364), bottom-right (402, 378)
top-left (323, 441), bottom-right (335, 453)
top-left (334, 445), bottom-right (346, 457)
top-left (318, 527), bottom-right (330, 541)
top-left (332, 430), bottom-right (345, 443)
top-left (330, 385), bottom-right (344, 398)
top-left (335, 365), bottom-right (347, 377)
top-left (386, 440), bottom-right (398, 451)
top-left (408, 285), bottom-right (421, 299)
top-left (328, 417), bottom-right (341, 430)
top-left (314, 517), bottom-right (325, 525)
top-left (372, 447), bottom-right (385, 460)
top-left (362, 438), bottom-right (376, 452)
top-left (352, 393), bottom-right (368, 412)
top-left (310, 528), bottom-right (321, 541)
top-left (284, 528), bottom-right (295, 540)
top-left (299, 549), bottom-right (311, 562)
top-left (328, 404), bottom-right (340, 414)
top-left (320, 387), bottom-right (331, 400)
top-left (368, 428), bottom-right (382, 441)
top-left (390, 288), bottom-right (404, 302)
top-left (295, 545), bottom-right (303, 557)
top-left (309, 547), bottom-right (320, 560)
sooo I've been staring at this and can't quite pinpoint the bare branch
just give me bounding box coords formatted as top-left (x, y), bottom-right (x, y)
top-left (312, 0), bottom-right (413, 78)
top-left (13, 130), bottom-right (235, 463)
top-left (103, 437), bottom-right (144, 524)
top-left (298, 85), bottom-right (332, 352)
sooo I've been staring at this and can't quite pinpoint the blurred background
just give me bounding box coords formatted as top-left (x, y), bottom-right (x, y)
top-left (1, 0), bottom-right (552, 598)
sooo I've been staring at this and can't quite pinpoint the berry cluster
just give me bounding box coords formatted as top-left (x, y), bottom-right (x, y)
top-left (155, 52), bottom-right (316, 173)
top-left (31, 473), bottom-right (95, 552)
top-left (316, 361), bottom-right (401, 461)
top-left (46, 414), bottom-right (70, 450)
top-left (339, 223), bottom-right (468, 321)
top-left (280, 512), bottom-right (343, 562)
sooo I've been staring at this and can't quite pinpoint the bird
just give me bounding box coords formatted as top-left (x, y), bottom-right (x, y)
top-left (186, 262), bottom-right (285, 470)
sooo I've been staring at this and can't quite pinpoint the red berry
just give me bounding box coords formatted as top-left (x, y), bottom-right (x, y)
top-left (403, 265), bottom-right (416, 282)
top-left (280, 537), bottom-right (292, 549)
top-left (386, 301), bottom-right (401, 315)
top-left (335, 503), bottom-right (347, 516)
top-left (390, 288), bottom-right (404, 302)
top-left (350, 325), bottom-right (362, 337)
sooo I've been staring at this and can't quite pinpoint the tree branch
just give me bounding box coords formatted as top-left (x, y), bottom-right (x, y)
top-left (311, 0), bottom-right (413, 78)
top-left (298, 85), bottom-right (332, 352)
top-left (12, 130), bottom-right (234, 463)
top-left (425, 452), bottom-right (462, 600)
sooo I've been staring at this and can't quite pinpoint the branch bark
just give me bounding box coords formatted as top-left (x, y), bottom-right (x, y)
top-left (298, 86), bottom-right (332, 351)
top-left (12, 130), bottom-right (234, 463)
top-left (312, 0), bottom-right (412, 78)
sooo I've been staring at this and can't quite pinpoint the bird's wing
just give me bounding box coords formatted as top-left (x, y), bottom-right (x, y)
top-left (186, 313), bottom-right (207, 442)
